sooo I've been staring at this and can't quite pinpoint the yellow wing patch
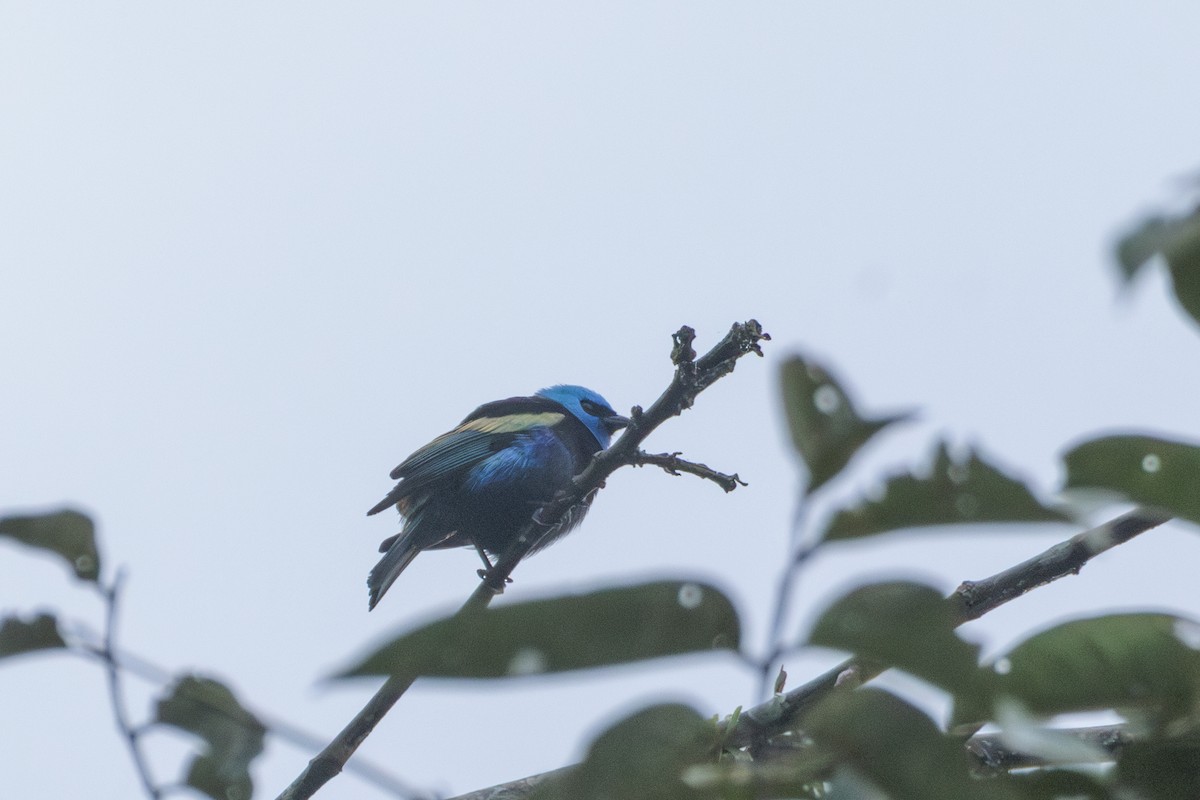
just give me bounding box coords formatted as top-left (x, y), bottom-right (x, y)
top-left (461, 412), bottom-right (564, 434)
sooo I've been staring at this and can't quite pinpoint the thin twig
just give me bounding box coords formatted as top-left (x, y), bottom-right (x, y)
top-left (759, 500), bottom-right (814, 700)
top-left (275, 320), bottom-right (770, 800)
top-left (632, 451), bottom-right (747, 492)
top-left (99, 570), bottom-right (161, 800)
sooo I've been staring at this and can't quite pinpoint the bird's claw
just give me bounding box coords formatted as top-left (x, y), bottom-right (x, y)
top-left (477, 567), bottom-right (513, 585)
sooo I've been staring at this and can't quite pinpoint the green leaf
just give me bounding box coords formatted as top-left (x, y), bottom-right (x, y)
top-left (156, 675), bottom-right (265, 800)
top-left (1063, 434), bottom-right (1200, 526)
top-left (1115, 209), bottom-right (1200, 330)
top-left (992, 613), bottom-right (1200, 723)
top-left (809, 581), bottom-right (984, 701)
top-left (532, 704), bottom-right (713, 800)
top-left (1116, 736), bottom-right (1200, 800)
top-left (185, 756), bottom-right (253, 800)
top-left (0, 508), bottom-right (101, 582)
top-left (821, 442), bottom-right (1067, 542)
top-left (804, 689), bottom-right (1007, 800)
top-left (335, 580), bottom-right (740, 680)
top-left (779, 355), bottom-right (912, 496)
top-left (1115, 214), bottom-right (1183, 280)
top-left (1004, 771), bottom-right (1113, 800)
top-left (0, 613), bottom-right (67, 661)
top-left (1166, 217), bottom-right (1200, 329)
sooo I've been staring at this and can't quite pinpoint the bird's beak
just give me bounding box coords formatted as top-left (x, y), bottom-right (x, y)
top-left (604, 413), bottom-right (631, 434)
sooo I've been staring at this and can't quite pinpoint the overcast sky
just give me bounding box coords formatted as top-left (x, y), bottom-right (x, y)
top-left (3, 4), bottom-right (1200, 799)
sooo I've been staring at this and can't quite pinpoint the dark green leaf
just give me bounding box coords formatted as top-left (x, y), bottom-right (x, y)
top-left (532, 704), bottom-right (713, 800)
top-left (156, 675), bottom-right (264, 800)
top-left (1004, 771), bottom-right (1112, 800)
top-left (1064, 434), bottom-right (1200, 526)
top-left (1166, 216), bottom-right (1200, 329)
top-left (822, 770), bottom-right (891, 800)
top-left (804, 689), bottom-right (1008, 800)
top-left (1116, 737), bottom-right (1200, 800)
top-left (185, 756), bottom-right (253, 800)
top-left (0, 508), bottom-right (101, 581)
top-left (809, 581), bottom-right (985, 701)
top-left (779, 355), bottom-right (912, 496)
top-left (821, 442), bottom-right (1067, 542)
top-left (1114, 209), bottom-right (1200, 331)
top-left (1115, 214), bottom-right (1182, 280)
top-left (335, 580), bottom-right (740, 680)
top-left (993, 614), bottom-right (1200, 723)
top-left (0, 613), bottom-right (67, 660)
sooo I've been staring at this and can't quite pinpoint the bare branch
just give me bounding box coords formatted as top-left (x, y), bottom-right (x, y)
top-left (632, 450), bottom-right (747, 492)
top-left (952, 506), bottom-right (1173, 621)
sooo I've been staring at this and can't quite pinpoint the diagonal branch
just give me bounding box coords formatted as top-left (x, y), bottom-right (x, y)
top-left (275, 320), bottom-right (769, 800)
top-left (727, 506), bottom-right (1173, 747)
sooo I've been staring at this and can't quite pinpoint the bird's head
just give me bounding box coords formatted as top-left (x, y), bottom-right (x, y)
top-left (536, 384), bottom-right (629, 449)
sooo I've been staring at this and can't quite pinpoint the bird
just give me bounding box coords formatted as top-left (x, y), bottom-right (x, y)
top-left (365, 384), bottom-right (629, 610)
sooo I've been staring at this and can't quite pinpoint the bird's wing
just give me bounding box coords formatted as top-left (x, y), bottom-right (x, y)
top-left (388, 398), bottom-right (568, 481)
top-left (389, 428), bottom-right (502, 482)
top-left (366, 400), bottom-right (567, 516)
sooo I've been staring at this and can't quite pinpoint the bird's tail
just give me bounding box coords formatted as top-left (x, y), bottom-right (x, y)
top-left (367, 536), bottom-right (421, 610)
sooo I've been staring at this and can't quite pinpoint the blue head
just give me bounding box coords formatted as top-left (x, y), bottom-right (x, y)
top-left (536, 385), bottom-right (629, 449)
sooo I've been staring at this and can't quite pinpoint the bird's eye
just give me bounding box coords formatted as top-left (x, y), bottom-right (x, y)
top-left (579, 399), bottom-right (608, 418)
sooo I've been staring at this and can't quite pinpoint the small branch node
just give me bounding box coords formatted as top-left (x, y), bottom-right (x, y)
top-left (671, 326), bottom-right (697, 365)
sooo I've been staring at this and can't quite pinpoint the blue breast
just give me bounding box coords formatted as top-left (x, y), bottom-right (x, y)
top-left (455, 427), bottom-right (581, 552)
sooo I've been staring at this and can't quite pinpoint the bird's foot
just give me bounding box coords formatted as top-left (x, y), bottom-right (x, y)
top-left (477, 567), bottom-right (513, 584)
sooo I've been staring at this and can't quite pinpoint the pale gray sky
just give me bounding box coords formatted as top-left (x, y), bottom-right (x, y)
top-left (3, 4), bottom-right (1200, 799)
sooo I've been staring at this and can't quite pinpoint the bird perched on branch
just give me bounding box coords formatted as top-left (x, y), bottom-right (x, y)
top-left (366, 385), bottom-right (629, 610)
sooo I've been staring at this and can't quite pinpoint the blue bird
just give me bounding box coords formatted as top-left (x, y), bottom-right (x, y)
top-left (366, 385), bottom-right (629, 609)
